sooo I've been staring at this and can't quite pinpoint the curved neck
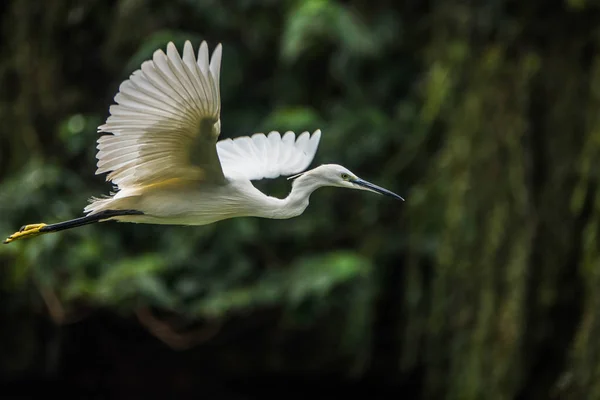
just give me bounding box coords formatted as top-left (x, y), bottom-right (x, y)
top-left (267, 172), bottom-right (324, 219)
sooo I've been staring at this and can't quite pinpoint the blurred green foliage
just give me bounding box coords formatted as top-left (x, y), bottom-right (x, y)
top-left (1, 0), bottom-right (600, 398)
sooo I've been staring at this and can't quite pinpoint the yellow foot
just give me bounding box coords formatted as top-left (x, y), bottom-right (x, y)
top-left (3, 223), bottom-right (48, 244)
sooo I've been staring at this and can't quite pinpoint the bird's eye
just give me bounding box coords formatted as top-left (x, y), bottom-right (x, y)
top-left (341, 173), bottom-right (349, 180)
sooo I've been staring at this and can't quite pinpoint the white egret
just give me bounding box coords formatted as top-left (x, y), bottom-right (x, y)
top-left (4, 40), bottom-right (403, 244)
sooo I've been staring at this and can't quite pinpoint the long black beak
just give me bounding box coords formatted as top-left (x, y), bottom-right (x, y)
top-left (351, 178), bottom-right (405, 201)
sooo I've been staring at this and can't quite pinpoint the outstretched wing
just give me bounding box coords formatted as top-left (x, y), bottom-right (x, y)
top-left (94, 40), bottom-right (226, 189)
top-left (216, 130), bottom-right (321, 181)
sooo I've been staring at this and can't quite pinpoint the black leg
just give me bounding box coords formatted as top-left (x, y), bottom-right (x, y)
top-left (38, 209), bottom-right (143, 233)
top-left (4, 209), bottom-right (143, 244)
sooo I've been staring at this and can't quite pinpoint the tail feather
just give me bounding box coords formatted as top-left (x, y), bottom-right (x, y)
top-left (83, 195), bottom-right (114, 215)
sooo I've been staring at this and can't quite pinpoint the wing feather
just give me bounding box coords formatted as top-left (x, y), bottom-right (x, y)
top-left (216, 129), bottom-right (321, 181)
top-left (95, 40), bottom-right (225, 189)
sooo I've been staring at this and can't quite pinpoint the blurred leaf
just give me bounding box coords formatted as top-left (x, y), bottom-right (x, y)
top-left (259, 106), bottom-right (323, 133)
top-left (136, 275), bottom-right (178, 308)
top-left (281, 0), bottom-right (379, 63)
top-left (286, 251), bottom-right (368, 306)
top-left (190, 251), bottom-right (368, 319)
top-left (123, 30), bottom-right (208, 75)
top-left (64, 254), bottom-right (167, 306)
top-left (58, 114), bottom-right (102, 156)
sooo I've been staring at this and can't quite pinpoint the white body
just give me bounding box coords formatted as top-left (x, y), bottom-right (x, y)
top-left (82, 40), bottom-right (402, 227)
top-left (102, 176), bottom-right (317, 225)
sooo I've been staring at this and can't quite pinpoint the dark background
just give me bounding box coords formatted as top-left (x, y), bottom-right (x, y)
top-left (1, 0), bottom-right (599, 398)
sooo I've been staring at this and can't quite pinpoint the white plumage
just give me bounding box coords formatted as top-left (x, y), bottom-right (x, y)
top-left (93, 41), bottom-right (225, 188)
top-left (216, 130), bottom-right (321, 181)
top-left (4, 39), bottom-right (403, 244)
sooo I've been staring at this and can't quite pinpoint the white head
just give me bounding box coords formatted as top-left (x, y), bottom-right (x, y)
top-left (289, 164), bottom-right (405, 201)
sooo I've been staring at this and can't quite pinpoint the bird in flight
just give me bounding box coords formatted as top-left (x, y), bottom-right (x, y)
top-left (4, 40), bottom-right (404, 244)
